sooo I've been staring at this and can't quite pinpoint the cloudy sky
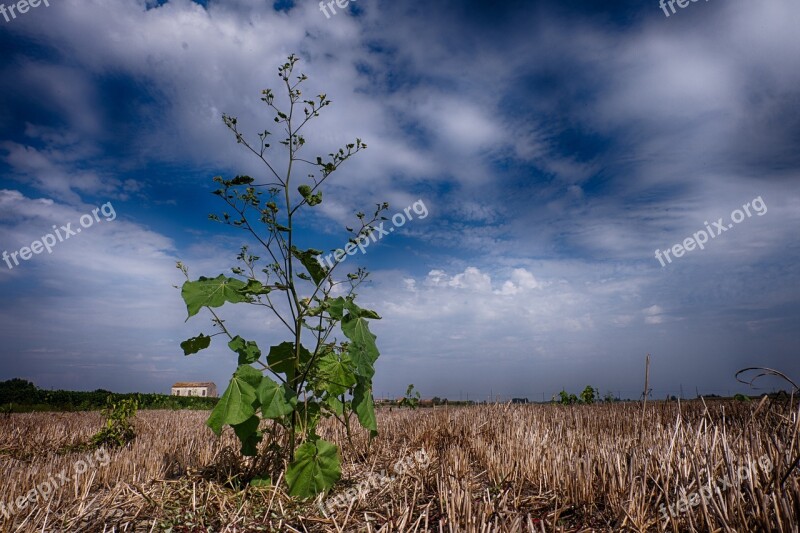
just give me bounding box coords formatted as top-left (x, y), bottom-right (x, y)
top-left (0, 0), bottom-right (798, 401)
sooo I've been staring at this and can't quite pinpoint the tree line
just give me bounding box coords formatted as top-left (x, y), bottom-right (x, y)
top-left (0, 378), bottom-right (218, 412)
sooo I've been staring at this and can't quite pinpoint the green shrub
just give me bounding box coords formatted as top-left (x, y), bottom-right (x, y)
top-left (398, 384), bottom-right (421, 409)
top-left (91, 397), bottom-right (138, 448)
top-left (580, 386), bottom-right (599, 405)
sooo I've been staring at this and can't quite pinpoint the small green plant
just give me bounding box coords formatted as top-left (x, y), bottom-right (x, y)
top-left (178, 54), bottom-right (386, 499)
top-left (91, 397), bottom-right (137, 448)
top-left (556, 387), bottom-right (599, 405)
top-left (580, 385), bottom-right (598, 405)
top-left (557, 390), bottom-right (579, 405)
top-left (398, 384), bottom-right (421, 409)
top-left (734, 393), bottom-right (751, 402)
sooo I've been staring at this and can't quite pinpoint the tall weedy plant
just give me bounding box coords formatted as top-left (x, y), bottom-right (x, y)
top-left (178, 54), bottom-right (387, 498)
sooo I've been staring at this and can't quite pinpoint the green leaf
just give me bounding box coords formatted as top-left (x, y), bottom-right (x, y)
top-left (327, 297), bottom-right (346, 320)
top-left (317, 352), bottom-right (357, 396)
top-left (342, 315), bottom-right (379, 378)
top-left (353, 380), bottom-right (378, 435)
top-left (291, 247), bottom-right (327, 286)
top-left (206, 365), bottom-right (263, 435)
top-left (267, 342), bottom-right (312, 381)
top-left (348, 339), bottom-right (376, 379)
top-left (232, 415), bottom-right (262, 456)
top-left (344, 300), bottom-right (381, 320)
top-left (324, 395), bottom-right (344, 416)
top-left (182, 275), bottom-right (249, 319)
top-left (228, 336), bottom-right (262, 365)
top-left (257, 378), bottom-right (297, 419)
top-left (286, 439), bottom-right (341, 498)
top-left (267, 342), bottom-right (295, 375)
top-left (239, 279), bottom-right (272, 296)
top-left (180, 334), bottom-right (211, 355)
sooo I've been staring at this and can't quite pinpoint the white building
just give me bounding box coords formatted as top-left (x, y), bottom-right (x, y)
top-left (171, 382), bottom-right (218, 398)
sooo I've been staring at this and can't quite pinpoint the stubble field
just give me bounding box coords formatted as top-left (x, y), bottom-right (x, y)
top-left (0, 399), bottom-right (797, 532)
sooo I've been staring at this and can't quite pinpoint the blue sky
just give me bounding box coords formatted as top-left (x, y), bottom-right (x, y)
top-left (0, 0), bottom-right (798, 401)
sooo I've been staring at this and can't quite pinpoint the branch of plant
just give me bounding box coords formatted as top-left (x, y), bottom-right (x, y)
top-left (223, 118), bottom-right (283, 184)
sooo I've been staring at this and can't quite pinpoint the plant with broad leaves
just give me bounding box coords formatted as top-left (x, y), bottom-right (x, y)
top-left (177, 54), bottom-right (388, 499)
top-left (91, 397), bottom-right (137, 448)
top-left (398, 384), bottom-right (421, 409)
top-left (556, 389), bottom-right (579, 405)
top-left (579, 385), bottom-right (598, 405)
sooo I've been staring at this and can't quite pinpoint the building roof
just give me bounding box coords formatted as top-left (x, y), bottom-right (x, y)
top-left (172, 382), bottom-right (216, 388)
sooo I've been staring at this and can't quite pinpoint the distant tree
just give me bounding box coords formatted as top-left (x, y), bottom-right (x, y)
top-left (0, 378), bottom-right (38, 405)
top-left (579, 386), bottom-right (598, 405)
top-left (557, 390), bottom-right (579, 405)
top-left (603, 390), bottom-right (616, 403)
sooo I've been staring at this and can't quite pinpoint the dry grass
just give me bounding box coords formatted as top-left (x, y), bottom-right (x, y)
top-left (0, 399), bottom-right (797, 532)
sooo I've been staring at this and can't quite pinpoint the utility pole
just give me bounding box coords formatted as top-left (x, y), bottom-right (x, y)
top-left (640, 354), bottom-right (650, 441)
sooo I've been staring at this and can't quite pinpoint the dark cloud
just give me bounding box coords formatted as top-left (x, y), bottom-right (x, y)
top-left (0, 0), bottom-right (797, 399)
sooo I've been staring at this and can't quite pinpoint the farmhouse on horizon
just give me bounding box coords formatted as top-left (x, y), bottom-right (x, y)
top-left (170, 381), bottom-right (218, 398)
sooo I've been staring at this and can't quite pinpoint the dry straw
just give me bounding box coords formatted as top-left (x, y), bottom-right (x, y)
top-left (0, 398), bottom-right (796, 531)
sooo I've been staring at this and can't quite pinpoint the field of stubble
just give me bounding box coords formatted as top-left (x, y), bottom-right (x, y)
top-left (0, 399), bottom-right (797, 532)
